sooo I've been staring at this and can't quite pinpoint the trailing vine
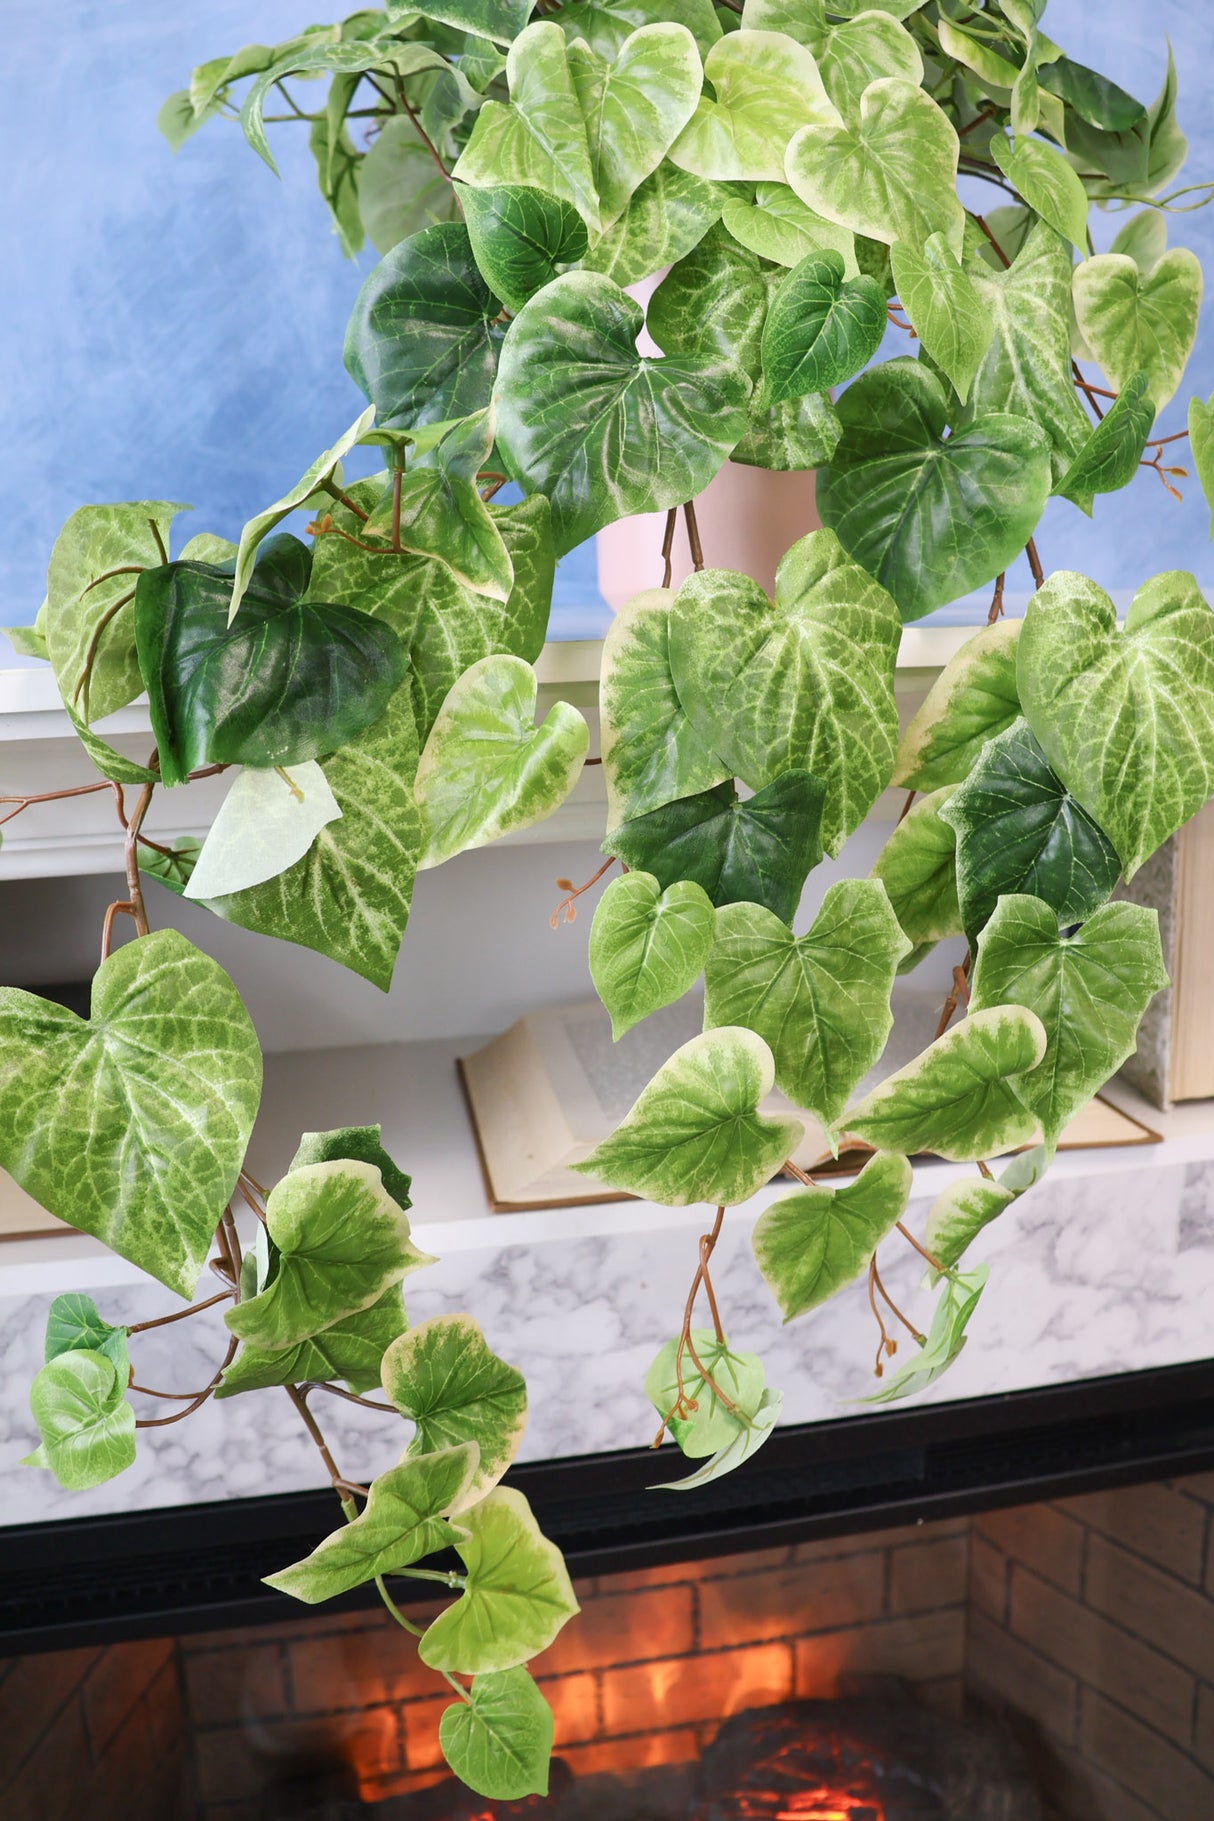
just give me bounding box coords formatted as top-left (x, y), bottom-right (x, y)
top-left (6, 0), bottom-right (1214, 1798)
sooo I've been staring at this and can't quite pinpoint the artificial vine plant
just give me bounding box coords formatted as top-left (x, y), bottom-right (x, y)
top-left (6, 0), bottom-right (1214, 1798)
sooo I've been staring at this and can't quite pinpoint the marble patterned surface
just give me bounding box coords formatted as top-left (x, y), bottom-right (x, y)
top-left (2, 1144), bottom-right (1213, 1530)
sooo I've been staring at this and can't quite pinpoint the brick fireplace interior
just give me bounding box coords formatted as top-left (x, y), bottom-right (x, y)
top-left (5, 1472), bottom-right (1214, 1821)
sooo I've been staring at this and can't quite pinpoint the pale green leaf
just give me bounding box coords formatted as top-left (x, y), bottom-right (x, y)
top-left (240, 39), bottom-right (457, 173)
top-left (461, 185), bottom-right (588, 313)
top-left (218, 1288), bottom-right (407, 1399)
top-left (419, 1488), bottom-right (580, 1674)
top-left (439, 1669), bottom-right (554, 1802)
top-left (704, 883), bottom-right (910, 1122)
top-left (667, 528), bottom-right (902, 855)
top-left (22, 1350), bottom-right (135, 1492)
top-left (266, 1444), bottom-right (478, 1603)
top-left (652, 1386), bottom-right (782, 1489)
top-left (0, 932), bottom-right (261, 1298)
top-left (226, 1160), bottom-right (432, 1352)
top-left (140, 836), bottom-right (202, 896)
top-left (383, 1315), bottom-right (528, 1507)
top-left (785, 79), bottom-right (965, 259)
top-left (451, 22), bottom-right (600, 227)
top-left (589, 872), bottom-right (716, 1040)
top-left (863, 1267), bottom-right (988, 1403)
top-left (566, 25), bottom-right (705, 228)
top-left (937, 718), bottom-right (1122, 948)
top-left (990, 133), bottom-right (1089, 254)
top-left (753, 1151), bottom-right (913, 1320)
top-left (1056, 371), bottom-right (1155, 515)
top-left (581, 162), bottom-right (730, 287)
top-left (556, 0), bottom-right (721, 58)
top-left (1018, 569), bottom-right (1214, 878)
top-left (371, 410), bottom-right (513, 601)
top-left (816, 358), bottom-right (1051, 623)
top-left (4, 607), bottom-right (48, 661)
top-left (598, 586), bottom-right (729, 828)
top-left (404, 0), bottom-right (531, 46)
top-left (722, 182), bottom-right (859, 275)
top-left (817, 14), bottom-right (923, 124)
top-left (1072, 249), bottom-right (1202, 410)
top-left (416, 655), bottom-right (588, 867)
top-left (670, 30), bottom-right (838, 183)
top-left (970, 893), bottom-right (1169, 1147)
top-left (44, 1294), bottom-right (128, 1375)
top-left (1190, 393), bottom-right (1214, 539)
top-left (570, 1027), bottom-right (803, 1205)
top-left (359, 115), bottom-right (460, 255)
top-left (889, 234), bottom-right (994, 405)
top-left (870, 786), bottom-right (963, 947)
top-left (844, 1005), bottom-right (1047, 1162)
top-left (645, 1329), bottom-right (766, 1456)
top-left (893, 620), bottom-right (1021, 791)
top-left (935, 15), bottom-right (1020, 89)
top-left (761, 253), bottom-right (887, 399)
top-left (925, 1178), bottom-right (1015, 1272)
top-left (494, 271), bottom-right (750, 553)
top-left (1110, 209), bottom-right (1168, 276)
top-left (183, 762), bottom-right (341, 901)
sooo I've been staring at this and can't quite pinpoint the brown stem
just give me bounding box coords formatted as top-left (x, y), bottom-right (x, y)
top-left (987, 571), bottom-right (1006, 625)
top-left (134, 1332), bottom-right (237, 1427)
top-left (299, 1380), bottom-right (396, 1414)
top-left (129, 1381), bottom-right (215, 1400)
top-left (683, 499), bottom-right (705, 572)
top-left (149, 518), bottom-right (169, 565)
top-left (1140, 447), bottom-right (1187, 501)
top-left (660, 506), bottom-right (677, 589)
top-left (285, 1382), bottom-right (351, 1505)
top-left (1147, 430), bottom-right (1191, 448)
top-left (871, 1257), bottom-right (925, 1346)
top-left (395, 74), bottom-right (451, 181)
top-left (898, 789), bottom-right (917, 825)
top-left (934, 952), bottom-right (972, 1040)
top-left (220, 1206), bottom-right (243, 1290)
top-left (74, 589), bottom-right (137, 714)
top-left (391, 468), bottom-right (403, 553)
top-left (128, 1290), bottom-right (233, 1335)
top-left (309, 516), bottom-right (391, 556)
top-left (654, 1208), bottom-right (737, 1445)
top-left (550, 856), bottom-right (617, 928)
top-left (784, 1159), bottom-right (817, 1187)
top-left (896, 1220), bottom-right (945, 1276)
top-left (1024, 538), bottom-right (1045, 590)
top-left (124, 782), bottom-right (155, 938)
top-left (868, 1257), bottom-right (896, 1378)
top-left (958, 102), bottom-right (1001, 139)
top-left (318, 475), bottom-right (369, 522)
top-left (698, 1231), bottom-right (726, 1345)
top-left (81, 564), bottom-right (145, 596)
top-left (1072, 363), bottom-right (1108, 422)
top-left (970, 212), bottom-right (1012, 270)
top-left (0, 778), bottom-right (117, 829)
top-left (100, 900), bottom-right (137, 962)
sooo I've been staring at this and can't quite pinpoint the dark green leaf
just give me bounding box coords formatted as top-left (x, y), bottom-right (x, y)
top-left (582, 162), bottom-right (729, 287)
top-left (44, 1294), bottom-right (128, 1375)
top-left (345, 222), bottom-right (506, 430)
top-left (1056, 371), bottom-right (1155, 514)
top-left (439, 1669), bottom-right (554, 1801)
top-left (761, 252), bottom-right (887, 399)
top-left (461, 185), bottom-right (588, 313)
top-left (603, 773), bottom-right (827, 923)
top-left (937, 718), bottom-right (1122, 946)
top-left (291, 1124), bottom-right (412, 1212)
top-left (1039, 57), bottom-right (1147, 133)
top-left (816, 357), bottom-right (1052, 623)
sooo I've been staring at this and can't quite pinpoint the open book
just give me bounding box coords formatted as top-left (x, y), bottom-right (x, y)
top-left (458, 991), bottom-right (1161, 1212)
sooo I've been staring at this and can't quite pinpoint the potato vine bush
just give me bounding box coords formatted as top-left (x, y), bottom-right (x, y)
top-left (6, 0), bottom-right (1214, 1798)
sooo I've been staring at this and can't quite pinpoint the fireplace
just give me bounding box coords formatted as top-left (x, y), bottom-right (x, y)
top-left (4, 1469), bottom-right (1214, 1820)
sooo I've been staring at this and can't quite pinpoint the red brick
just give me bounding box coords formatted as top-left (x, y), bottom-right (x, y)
top-left (533, 1584), bottom-right (694, 1675)
top-left (1055, 1483), bottom-right (1207, 1585)
top-left (559, 1726), bottom-right (700, 1776)
top-left (182, 1607), bottom-right (385, 1652)
top-left (965, 1611), bottom-right (1078, 1746)
top-left (974, 1503), bottom-right (1085, 1593)
top-left (1009, 1565), bottom-right (1195, 1748)
top-left (185, 1641), bottom-right (287, 1727)
top-left (1029, 1735), bottom-right (1169, 1821)
top-left (605, 1546), bottom-right (788, 1593)
top-left (792, 1516), bottom-right (966, 1565)
top-left (698, 1553), bottom-right (885, 1650)
top-left (888, 1534), bottom-right (968, 1614)
top-left (1, 1695), bottom-right (89, 1821)
top-left (797, 1610), bottom-right (964, 1696)
top-left (82, 1637), bottom-right (176, 1757)
top-left (92, 1662), bottom-right (189, 1821)
top-left (1085, 1533), bottom-right (1214, 1681)
top-left (1081, 1687), bottom-right (1214, 1816)
top-left (194, 1707), bottom-right (402, 1807)
top-left (0, 1644), bottom-right (101, 1782)
top-left (287, 1615), bottom-right (443, 1714)
top-left (1176, 1470), bottom-right (1214, 1508)
top-left (601, 1643), bottom-right (792, 1734)
top-left (969, 1533), bottom-right (1009, 1624)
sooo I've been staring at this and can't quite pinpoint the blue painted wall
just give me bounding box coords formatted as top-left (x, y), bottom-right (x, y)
top-left (3, 1), bottom-right (1212, 633)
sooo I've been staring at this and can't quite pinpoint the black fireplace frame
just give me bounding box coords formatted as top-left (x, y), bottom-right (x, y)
top-left (3, 1355), bottom-right (1214, 1656)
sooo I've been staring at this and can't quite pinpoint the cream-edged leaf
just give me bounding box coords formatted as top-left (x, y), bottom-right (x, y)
top-left (752, 1152), bottom-right (913, 1321)
top-left (590, 872), bottom-right (716, 1039)
top-left (893, 620), bottom-right (1021, 791)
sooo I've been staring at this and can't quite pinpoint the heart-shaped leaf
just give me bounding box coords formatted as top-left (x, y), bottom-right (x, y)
top-left (590, 872), bottom-right (716, 1039)
top-left (785, 79), bottom-right (964, 258)
top-left (863, 1266), bottom-right (988, 1403)
top-left (135, 537), bottom-right (406, 787)
top-left (571, 1027), bottom-right (803, 1205)
top-left (1056, 372), bottom-right (1156, 515)
top-left (937, 719), bottom-right (1122, 947)
top-left (266, 1444), bottom-right (479, 1603)
top-left (889, 235), bottom-right (993, 405)
top-left (599, 587), bottom-right (729, 828)
top-left (345, 223), bottom-right (506, 431)
top-left (1110, 210), bottom-right (1168, 275)
top-left (752, 1151), bottom-right (913, 1321)
top-left (0, 931), bottom-right (261, 1297)
top-left (440, 1669), bottom-right (553, 1802)
top-left (383, 1315), bottom-right (528, 1507)
top-left (671, 29), bottom-right (837, 183)
top-left (205, 677), bottom-right (421, 991)
top-left (226, 1161), bottom-right (433, 1352)
top-left (817, 13), bottom-right (922, 121)
top-left (461, 185), bottom-right (589, 313)
top-left (870, 787), bottom-right (963, 947)
top-left (450, 23), bottom-right (598, 225)
top-left (1072, 249), bottom-right (1202, 410)
top-left (494, 271), bottom-right (750, 553)
top-left (990, 134), bottom-right (1090, 254)
top-left (602, 773), bottom-right (827, 924)
top-left (722, 182), bottom-right (858, 273)
top-left (962, 218), bottom-right (1091, 486)
top-left (44, 1294), bottom-right (128, 1375)
top-left (925, 1179), bottom-right (1016, 1273)
top-left (816, 358), bottom-right (1052, 623)
top-left (555, 0), bottom-right (722, 59)
top-left (419, 1488), bottom-right (580, 1674)
top-left (652, 1386), bottom-right (782, 1489)
top-left (366, 410), bottom-right (514, 602)
top-left (582, 162), bottom-right (730, 287)
top-left (405, 0), bottom-right (532, 45)
top-left (22, 1350), bottom-right (136, 1492)
top-left (645, 1330), bottom-right (766, 1456)
top-left (893, 620), bottom-right (1021, 791)
top-left (416, 655), bottom-right (588, 867)
top-left (1017, 569), bottom-right (1214, 877)
top-left (668, 529), bottom-right (902, 852)
top-left (844, 1005), bottom-right (1047, 1162)
top-left (219, 1288), bottom-right (407, 1399)
top-left (183, 762), bottom-right (342, 901)
top-left (970, 893), bottom-right (1169, 1148)
top-left (762, 252), bottom-right (887, 399)
top-left (704, 883), bottom-right (910, 1123)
